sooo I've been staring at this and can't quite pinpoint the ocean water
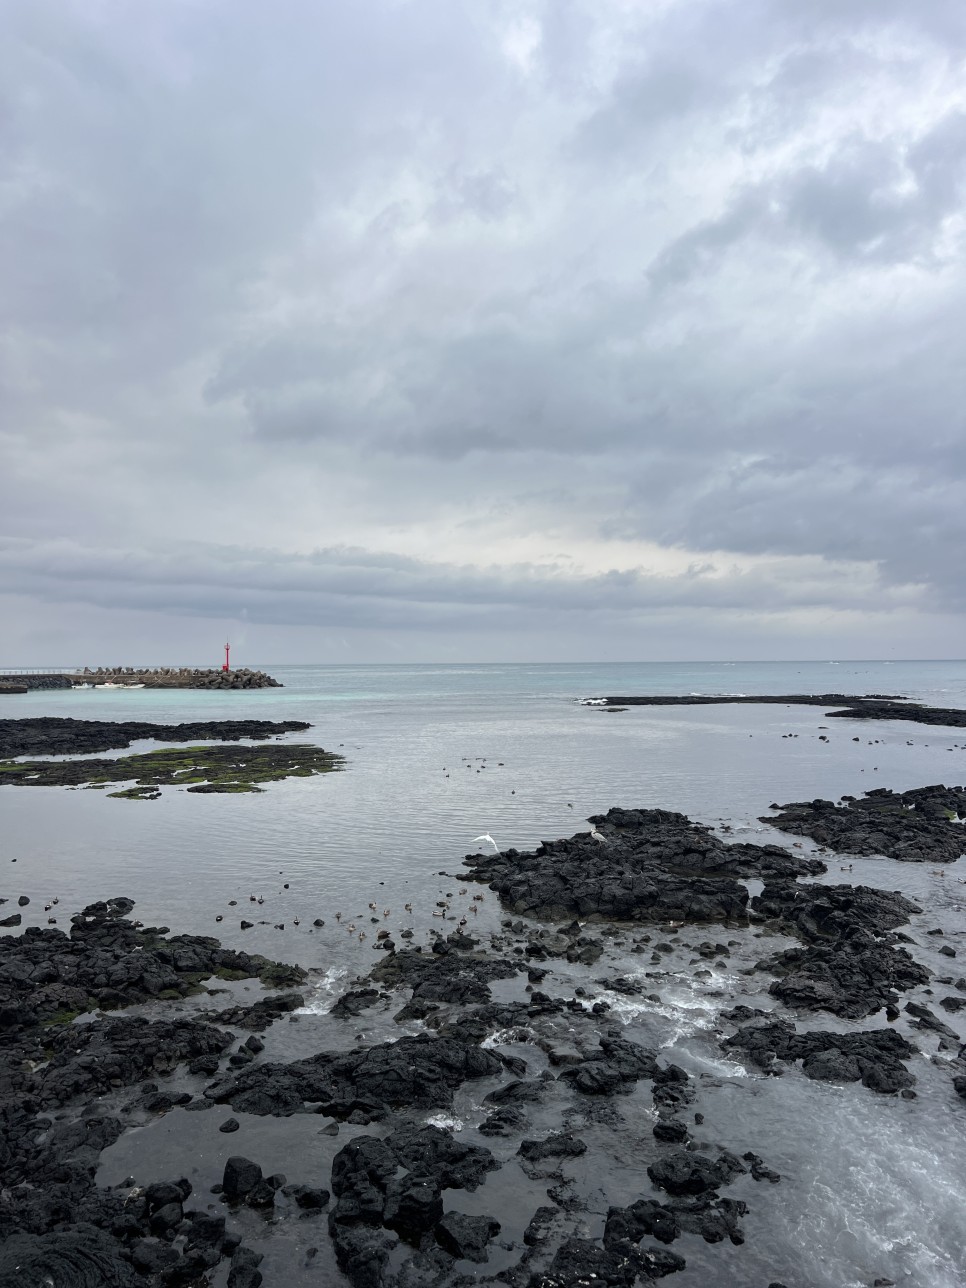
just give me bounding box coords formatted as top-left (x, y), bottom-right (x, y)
top-left (4, 659), bottom-right (966, 1287)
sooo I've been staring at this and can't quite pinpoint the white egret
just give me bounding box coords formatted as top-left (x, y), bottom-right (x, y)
top-left (472, 833), bottom-right (500, 854)
top-left (589, 828), bottom-right (609, 845)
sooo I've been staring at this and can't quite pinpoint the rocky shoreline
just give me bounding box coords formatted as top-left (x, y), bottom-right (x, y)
top-left (3, 787), bottom-right (966, 1287)
top-left (595, 694), bottom-right (966, 727)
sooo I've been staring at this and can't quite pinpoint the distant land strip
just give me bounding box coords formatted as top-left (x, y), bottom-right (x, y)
top-left (0, 667), bottom-right (281, 692)
top-left (598, 694), bottom-right (966, 728)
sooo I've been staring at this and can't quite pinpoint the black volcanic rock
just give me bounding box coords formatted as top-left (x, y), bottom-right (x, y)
top-left (369, 946), bottom-right (520, 1007)
top-left (0, 1227), bottom-right (141, 1288)
top-left (599, 694), bottom-right (966, 727)
top-left (464, 806), bottom-right (823, 924)
top-left (434, 1211), bottom-right (500, 1261)
top-left (328, 1126), bottom-right (500, 1283)
top-left (0, 717), bottom-right (311, 758)
top-left (558, 1034), bottom-right (659, 1095)
top-left (208, 992), bottom-right (305, 1029)
top-left (223, 1156), bottom-right (263, 1201)
top-left (762, 786), bottom-right (966, 864)
top-left (518, 1132), bottom-right (588, 1162)
top-left (540, 1235), bottom-right (685, 1285)
top-left (205, 1033), bottom-right (504, 1119)
top-left (724, 1014), bottom-right (918, 1092)
top-left (751, 882), bottom-right (929, 1019)
top-left (753, 880), bottom-right (921, 939)
top-left (647, 1150), bottom-right (746, 1197)
top-left (0, 897), bottom-right (305, 1032)
top-left (33, 1016), bottom-right (232, 1108)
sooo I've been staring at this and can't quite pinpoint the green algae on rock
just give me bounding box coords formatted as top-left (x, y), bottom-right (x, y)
top-left (0, 741), bottom-right (344, 797)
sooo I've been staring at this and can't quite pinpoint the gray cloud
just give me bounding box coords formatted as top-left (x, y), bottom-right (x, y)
top-left (0, 535), bottom-right (921, 633)
top-left (1, 0), bottom-right (965, 659)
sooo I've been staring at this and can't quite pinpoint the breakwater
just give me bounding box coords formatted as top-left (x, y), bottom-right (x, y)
top-left (0, 667), bottom-right (282, 691)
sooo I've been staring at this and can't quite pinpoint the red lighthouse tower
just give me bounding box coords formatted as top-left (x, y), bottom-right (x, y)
top-left (222, 642), bottom-right (230, 672)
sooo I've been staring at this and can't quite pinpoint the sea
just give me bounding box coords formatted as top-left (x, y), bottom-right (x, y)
top-left (4, 659), bottom-right (966, 1287)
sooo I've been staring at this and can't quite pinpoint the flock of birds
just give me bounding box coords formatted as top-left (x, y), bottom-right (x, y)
top-left (212, 811), bottom-right (614, 945)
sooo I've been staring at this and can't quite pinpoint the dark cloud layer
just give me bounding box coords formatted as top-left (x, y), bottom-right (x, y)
top-left (1, 0), bottom-right (964, 661)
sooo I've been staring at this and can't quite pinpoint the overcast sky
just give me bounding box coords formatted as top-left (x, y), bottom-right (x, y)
top-left (2, 0), bottom-right (965, 665)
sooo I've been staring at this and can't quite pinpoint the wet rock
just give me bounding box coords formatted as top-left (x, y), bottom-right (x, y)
top-left (523, 1204), bottom-right (560, 1246)
top-left (484, 1078), bottom-right (545, 1105)
top-left (209, 992), bottom-right (304, 1029)
top-left (724, 1015), bottom-right (917, 1092)
top-left (330, 988), bottom-right (381, 1019)
top-left (383, 1174), bottom-right (443, 1240)
top-left (207, 1033), bottom-right (504, 1119)
top-left (647, 1149), bottom-right (746, 1196)
top-left (903, 1001), bottom-right (959, 1040)
top-left (328, 1126), bottom-right (500, 1282)
top-left (31, 1016), bottom-right (233, 1108)
top-left (369, 947), bottom-right (520, 1009)
top-left (184, 1212), bottom-right (226, 1247)
top-left (0, 897), bottom-right (305, 1032)
top-left (518, 1132), bottom-right (588, 1161)
top-left (540, 1235), bottom-right (686, 1285)
top-left (762, 786), bottom-right (966, 864)
top-left (653, 1120), bottom-right (689, 1142)
top-left (387, 1123), bottom-right (499, 1191)
top-left (479, 1104), bottom-right (529, 1136)
top-left (464, 806), bottom-right (823, 925)
top-left (0, 717), bottom-right (307, 758)
top-left (227, 1245), bottom-right (264, 1288)
top-left (558, 1035), bottom-right (658, 1096)
top-left (651, 1063), bottom-right (695, 1113)
top-left (132, 1239), bottom-right (181, 1274)
top-left (222, 1156), bottom-right (263, 1201)
top-left (751, 883), bottom-right (928, 1019)
top-left (219, 1118), bottom-right (241, 1133)
top-left (742, 1151), bottom-right (781, 1183)
top-left (282, 1183), bottom-right (330, 1209)
top-left (246, 1178), bottom-right (278, 1208)
top-left (0, 1227), bottom-right (141, 1288)
top-left (605, 1190), bottom-right (753, 1247)
top-left (148, 1200), bottom-right (184, 1235)
top-left (434, 1211), bottom-right (500, 1261)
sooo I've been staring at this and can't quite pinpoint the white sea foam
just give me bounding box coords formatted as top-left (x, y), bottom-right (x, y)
top-left (424, 1112), bottom-right (463, 1131)
top-left (293, 965), bottom-right (350, 1015)
top-left (482, 1028), bottom-right (533, 1048)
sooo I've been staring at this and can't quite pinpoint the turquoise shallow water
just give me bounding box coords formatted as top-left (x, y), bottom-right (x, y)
top-left (4, 660), bottom-right (966, 1287)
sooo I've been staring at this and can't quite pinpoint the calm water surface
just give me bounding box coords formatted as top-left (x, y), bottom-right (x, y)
top-left (4, 660), bottom-right (966, 1287)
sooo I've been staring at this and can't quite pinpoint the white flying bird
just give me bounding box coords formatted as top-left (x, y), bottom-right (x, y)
top-left (472, 833), bottom-right (500, 854)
